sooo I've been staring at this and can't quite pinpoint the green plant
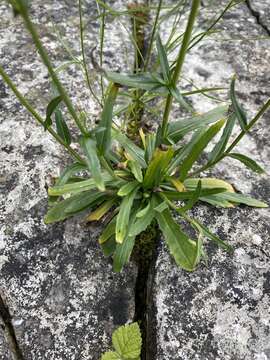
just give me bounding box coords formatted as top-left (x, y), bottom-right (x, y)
top-left (1, 0), bottom-right (269, 273)
top-left (101, 322), bottom-right (142, 360)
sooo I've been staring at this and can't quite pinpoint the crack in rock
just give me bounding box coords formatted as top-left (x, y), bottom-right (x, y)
top-left (246, 0), bottom-right (270, 35)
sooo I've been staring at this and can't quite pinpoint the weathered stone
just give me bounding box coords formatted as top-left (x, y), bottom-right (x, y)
top-left (150, 1), bottom-right (270, 359)
top-left (0, 1), bottom-right (136, 359)
top-left (247, 0), bottom-right (270, 34)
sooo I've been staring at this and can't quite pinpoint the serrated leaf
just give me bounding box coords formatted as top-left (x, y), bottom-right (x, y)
top-left (112, 323), bottom-right (142, 359)
top-left (117, 180), bottom-right (139, 197)
top-left (55, 109), bottom-right (72, 145)
top-left (96, 83), bottom-right (119, 156)
top-left (156, 207), bottom-right (199, 271)
top-left (230, 75), bottom-right (247, 131)
top-left (179, 119), bottom-right (225, 181)
top-left (101, 351), bottom-right (121, 360)
top-left (208, 113), bottom-right (236, 164)
top-left (167, 105), bottom-right (228, 143)
top-left (227, 153), bottom-right (265, 174)
top-left (44, 95), bottom-right (63, 130)
top-left (80, 137), bottom-right (105, 191)
top-left (112, 128), bottom-right (147, 168)
top-left (156, 34), bottom-right (170, 83)
top-left (115, 186), bottom-right (139, 243)
top-left (143, 147), bottom-right (174, 189)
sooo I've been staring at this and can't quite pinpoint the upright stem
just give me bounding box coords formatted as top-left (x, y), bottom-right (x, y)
top-left (17, 2), bottom-right (87, 135)
top-left (160, 0), bottom-right (200, 139)
top-left (0, 65), bottom-right (85, 164)
top-left (79, 0), bottom-right (102, 107)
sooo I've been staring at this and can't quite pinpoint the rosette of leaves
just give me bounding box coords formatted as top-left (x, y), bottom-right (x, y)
top-left (45, 78), bottom-right (267, 273)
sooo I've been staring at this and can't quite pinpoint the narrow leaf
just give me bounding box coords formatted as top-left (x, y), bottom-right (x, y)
top-left (230, 75), bottom-right (247, 131)
top-left (86, 197), bottom-right (117, 222)
top-left (55, 109), bottom-right (72, 145)
top-left (156, 34), bottom-right (170, 83)
top-left (227, 153), bottom-right (265, 174)
top-left (106, 71), bottom-right (160, 91)
top-left (118, 180), bottom-right (139, 197)
top-left (184, 178), bottom-right (235, 193)
top-left (81, 137), bottom-right (105, 191)
top-left (179, 119), bottom-right (226, 181)
top-left (44, 95), bottom-right (63, 130)
top-left (101, 236), bottom-right (116, 257)
top-left (115, 186), bottom-right (139, 243)
top-left (99, 217), bottom-right (116, 244)
top-left (128, 160), bottom-right (143, 183)
top-left (178, 180), bottom-right (202, 213)
top-left (96, 83), bottom-right (119, 155)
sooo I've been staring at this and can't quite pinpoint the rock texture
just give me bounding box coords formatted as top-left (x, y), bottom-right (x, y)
top-left (0, 1), bottom-right (136, 359)
top-left (151, 1), bottom-right (270, 359)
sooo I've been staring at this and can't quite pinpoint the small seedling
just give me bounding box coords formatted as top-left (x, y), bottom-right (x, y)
top-left (101, 322), bottom-right (142, 360)
top-left (1, 0), bottom-right (269, 274)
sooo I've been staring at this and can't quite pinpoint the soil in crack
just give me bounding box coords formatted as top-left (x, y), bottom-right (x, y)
top-left (132, 223), bottom-right (158, 360)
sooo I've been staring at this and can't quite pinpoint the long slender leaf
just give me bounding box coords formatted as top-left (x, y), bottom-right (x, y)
top-left (156, 34), bottom-right (170, 83)
top-left (81, 137), bottom-right (105, 191)
top-left (118, 180), bottom-right (139, 197)
top-left (115, 186), bottom-right (139, 243)
top-left (86, 197), bottom-right (117, 221)
top-left (178, 180), bottom-right (202, 213)
top-left (184, 178), bottom-right (235, 193)
top-left (44, 95), bottom-right (63, 130)
top-left (215, 192), bottom-right (268, 208)
top-left (227, 153), bottom-right (265, 174)
top-left (179, 119), bottom-right (225, 181)
top-left (105, 71), bottom-right (161, 91)
top-left (167, 105), bottom-right (228, 143)
top-left (96, 83), bottom-right (119, 155)
top-left (163, 187), bottom-right (227, 200)
top-left (99, 217), bottom-right (116, 244)
top-left (55, 109), bottom-right (72, 145)
top-left (230, 75), bottom-right (247, 131)
top-left (208, 113), bottom-right (236, 164)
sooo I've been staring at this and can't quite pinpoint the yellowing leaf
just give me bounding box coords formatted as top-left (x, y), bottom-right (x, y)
top-left (112, 323), bottom-right (142, 359)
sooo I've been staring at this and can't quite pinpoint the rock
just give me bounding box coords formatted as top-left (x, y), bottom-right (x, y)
top-left (247, 0), bottom-right (270, 34)
top-left (150, 1), bottom-right (270, 359)
top-left (0, 1), bottom-right (136, 359)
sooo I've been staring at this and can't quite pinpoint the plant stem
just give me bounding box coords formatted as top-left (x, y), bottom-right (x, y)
top-left (0, 65), bottom-right (85, 164)
top-left (17, 2), bottom-right (87, 135)
top-left (144, 0), bottom-right (163, 71)
top-left (79, 0), bottom-right (102, 107)
top-left (160, 0), bottom-right (200, 140)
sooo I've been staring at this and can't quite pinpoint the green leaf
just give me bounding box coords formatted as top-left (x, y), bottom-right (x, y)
top-left (128, 160), bottom-right (143, 182)
top-left (112, 323), bottom-right (142, 359)
top-left (80, 137), bottom-right (105, 191)
top-left (208, 113), bottom-right (236, 164)
top-left (199, 195), bottom-right (234, 208)
top-left (145, 133), bottom-right (156, 163)
top-left (48, 174), bottom-right (112, 196)
top-left (106, 71), bottom-right (161, 91)
top-left (169, 86), bottom-right (193, 112)
top-left (156, 34), bottom-right (170, 83)
top-left (189, 218), bottom-right (233, 252)
top-left (184, 177), bottom-right (235, 193)
top-left (129, 200), bottom-right (155, 237)
top-left (167, 105), bottom-right (228, 143)
top-left (113, 234), bottom-right (136, 272)
top-left (44, 191), bottom-right (105, 224)
top-left (216, 192), bottom-right (268, 208)
top-left (179, 119), bottom-right (225, 181)
top-left (115, 186), bottom-right (139, 243)
top-left (117, 180), bottom-right (139, 197)
top-left (178, 179), bottom-right (202, 213)
top-left (230, 75), bottom-right (247, 131)
top-left (112, 128), bottom-right (147, 168)
top-left (156, 207), bottom-right (199, 271)
top-left (44, 95), bottom-right (63, 130)
top-left (162, 187), bottom-right (226, 201)
top-left (96, 83), bottom-right (119, 156)
top-left (101, 236), bottom-right (116, 257)
top-left (227, 153), bottom-right (265, 174)
top-left (86, 197), bottom-right (117, 221)
top-left (55, 109), bottom-right (72, 145)
top-left (143, 147), bottom-right (174, 189)
top-left (101, 351), bottom-right (121, 360)
top-left (99, 218), bottom-right (116, 244)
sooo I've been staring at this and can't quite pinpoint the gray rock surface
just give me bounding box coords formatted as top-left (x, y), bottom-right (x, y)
top-left (0, 1), bottom-right (136, 359)
top-left (151, 1), bottom-right (270, 359)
